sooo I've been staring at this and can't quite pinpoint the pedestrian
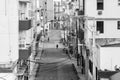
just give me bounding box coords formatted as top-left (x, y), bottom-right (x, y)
top-left (66, 49), bottom-right (68, 54)
top-left (56, 44), bottom-right (58, 49)
top-left (48, 37), bottom-right (50, 42)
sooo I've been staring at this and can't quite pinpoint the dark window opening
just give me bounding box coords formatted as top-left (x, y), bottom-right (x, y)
top-left (96, 21), bottom-right (104, 33)
top-left (117, 21), bottom-right (120, 29)
top-left (96, 67), bottom-right (98, 80)
top-left (19, 44), bottom-right (25, 48)
top-left (45, 2), bottom-right (47, 4)
top-left (89, 60), bottom-right (93, 75)
top-left (118, 0), bottom-right (120, 5)
top-left (97, 0), bottom-right (104, 10)
top-left (71, 0), bottom-right (74, 2)
top-left (54, 16), bottom-right (56, 20)
top-left (118, 3), bottom-right (120, 5)
top-left (81, 55), bottom-right (85, 74)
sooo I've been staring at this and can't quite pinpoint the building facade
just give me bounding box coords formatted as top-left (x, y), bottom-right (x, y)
top-left (0, 0), bottom-right (18, 80)
top-left (54, 0), bottom-right (64, 29)
top-left (100, 44), bottom-right (120, 71)
top-left (84, 0), bottom-right (120, 79)
top-left (85, 0), bottom-right (120, 47)
top-left (18, 0), bottom-right (32, 79)
top-left (63, 0), bottom-right (101, 80)
top-left (47, 0), bottom-right (54, 30)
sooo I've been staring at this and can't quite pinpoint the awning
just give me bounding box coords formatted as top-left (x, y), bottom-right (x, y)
top-left (0, 68), bottom-right (12, 73)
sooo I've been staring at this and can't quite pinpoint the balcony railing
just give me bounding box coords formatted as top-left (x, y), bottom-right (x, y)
top-left (19, 20), bottom-right (32, 31)
top-left (0, 61), bottom-right (17, 73)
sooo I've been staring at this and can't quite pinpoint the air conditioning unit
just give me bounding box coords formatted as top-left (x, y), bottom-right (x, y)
top-left (98, 11), bottom-right (102, 15)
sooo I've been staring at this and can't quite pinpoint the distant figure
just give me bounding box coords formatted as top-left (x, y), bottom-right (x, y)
top-left (66, 49), bottom-right (68, 54)
top-left (56, 44), bottom-right (58, 49)
top-left (48, 37), bottom-right (50, 42)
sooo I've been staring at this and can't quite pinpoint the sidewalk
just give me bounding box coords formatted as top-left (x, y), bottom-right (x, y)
top-left (67, 51), bottom-right (86, 80)
top-left (29, 63), bottom-right (39, 80)
top-left (29, 42), bottom-right (44, 80)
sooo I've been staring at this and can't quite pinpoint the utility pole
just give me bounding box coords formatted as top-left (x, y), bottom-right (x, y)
top-left (85, 17), bottom-right (89, 80)
top-left (76, 17), bottom-right (79, 66)
top-left (81, 0), bottom-right (89, 80)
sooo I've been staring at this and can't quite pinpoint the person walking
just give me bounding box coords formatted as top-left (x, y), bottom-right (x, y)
top-left (56, 44), bottom-right (58, 49)
top-left (48, 37), bottom-right (50, 42)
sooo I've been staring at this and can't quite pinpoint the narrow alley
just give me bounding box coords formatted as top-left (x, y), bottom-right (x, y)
top-left (35, 30), bottom-right (78, 80)
top-left (1, 0), bottom-right (120, 80)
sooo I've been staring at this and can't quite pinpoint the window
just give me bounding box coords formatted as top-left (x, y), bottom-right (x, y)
top-left (54, 16), bottom-right (56, 20)
top-left (45, 2), bottom-right (47, 5)
top-left (96, 21), bottom-right (104, 33)
top-left (118, 0), bottom-right (120, 5)
top-left (117, 21), bottom-right (120, 29)
top-left (96, 67), bottom-right (98, 80)
top-left (89, 60), bottom-right (93, 75)
top-left (19, 44), bottom-right (25, 48)
top-left (97, 0), bottom-right (104, 10)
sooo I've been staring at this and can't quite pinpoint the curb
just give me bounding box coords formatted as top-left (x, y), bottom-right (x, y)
top-left (67, 53), bottom-right (82, 80)
top-left (34, 49), bottom-right (44, 77)
top-left (72, 63), bottom-right (81, 80)
top-left (29, 43), bottom-right (44, 80)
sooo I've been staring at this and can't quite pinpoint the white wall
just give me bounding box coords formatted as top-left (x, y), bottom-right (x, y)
top-left (19, 28), bottom-right (33, 49)
top-left (86, 0), bottom-right (120, 18)
top-left (86, 0), bottom-right (120, 38)
top-left (93, 46), bottom-right (100, 80)
top-left (0, 73), bottom-right (17, 80)
top-left (88, 45), bottom-right (100, 80)
top-left (100, 47), bottom-right (120, 71)
top-left (0, 0), bottom-right (18, 63)
top-left (47, 0), bottom-right (54, 21)
top-left (97, 21), bottom-right (120, 38)
top-left (87, 20), bottom-right (120, 38)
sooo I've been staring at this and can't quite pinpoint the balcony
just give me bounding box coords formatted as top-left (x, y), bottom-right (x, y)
top-left (19, 0), bottom-right (30, 3)
top-left (0, 61), bottom-right (17, 73)
top-left (19, 20), bottom-right (32, 31)
top-left (19, 47), bottom-right (31, 60)
top-left (17, 64), bottom-right (27, 75)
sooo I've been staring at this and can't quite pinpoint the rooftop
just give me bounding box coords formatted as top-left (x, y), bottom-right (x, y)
top-left (101, 43), bottom-right (120, 47)
top-left (98, 70), bottom-right (119, 78)
top-left (96, 38), bottom-right (120, 47)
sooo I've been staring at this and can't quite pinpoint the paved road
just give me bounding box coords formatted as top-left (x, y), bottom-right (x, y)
top-left (35, 30), bottom-right (78, 80)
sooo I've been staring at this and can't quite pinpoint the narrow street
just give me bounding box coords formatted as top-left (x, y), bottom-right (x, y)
top-left (35, 30), bottom-right (78, 80)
